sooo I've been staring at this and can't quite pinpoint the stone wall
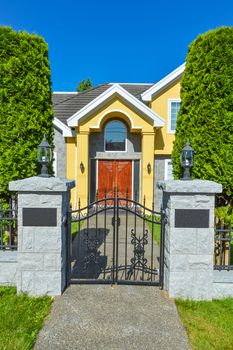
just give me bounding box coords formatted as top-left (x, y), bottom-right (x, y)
top-left (2, 175), bottom-right (233, 299)
top-left (54, 127), bottom-right (66, 177)
top-left (158, 180), bottom-right (222, 300)
top-left (9, 176), bottom-right (75, 296)
top-left (213, 270), bottom-right (233, 299)
top-left (0, 251), bottom-right (17, 286)
top-left (154, 156), bottom-right (170, 211)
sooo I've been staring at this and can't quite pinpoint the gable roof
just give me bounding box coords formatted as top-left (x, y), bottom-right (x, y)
top-left (141, 63), bottom-right (185, 102)
top-left (52, 63), bottom-right (185, 135)
top-left (66, 84), bottom-right (164, 128)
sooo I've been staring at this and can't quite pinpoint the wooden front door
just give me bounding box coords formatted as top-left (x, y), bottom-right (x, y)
top-left (98, 160), bottom-right (132, 200)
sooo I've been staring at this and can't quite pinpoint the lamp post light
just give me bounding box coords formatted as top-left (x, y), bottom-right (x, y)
top-left (181, 138), bottom-right (194, 180)
top-left (38, 134), bottom-right (52, 177)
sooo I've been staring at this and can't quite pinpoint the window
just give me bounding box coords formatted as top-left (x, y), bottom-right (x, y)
top-left (168, 99), bottom-right (181, 133)
top-left (105, 120), bottom-right (127, 151)
top-left (165, 159), bottom-right (173, 180)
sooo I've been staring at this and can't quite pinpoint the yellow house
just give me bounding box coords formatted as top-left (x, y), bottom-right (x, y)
top-left (52, 63), bottom-right (185, 210)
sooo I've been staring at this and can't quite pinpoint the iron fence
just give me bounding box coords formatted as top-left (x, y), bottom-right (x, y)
top-left (214, 225), bottom-right (233, 271)
top-left (0, 197), bottom-right (18, 250)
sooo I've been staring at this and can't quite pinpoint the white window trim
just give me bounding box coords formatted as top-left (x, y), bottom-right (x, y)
top-left (53, 151), bottom-right (57, 177)
top-left (164, 159), bottom-right (173, 180)
top-left (104, 120), bottom-right (127, 153)
top-left (168, 98), bottom-right (181, 134)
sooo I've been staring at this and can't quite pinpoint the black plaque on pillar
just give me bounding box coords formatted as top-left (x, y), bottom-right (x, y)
top-left (23, 208), bottom-right (57, 227)
top-left (175, 209), bottom-right (209, 228)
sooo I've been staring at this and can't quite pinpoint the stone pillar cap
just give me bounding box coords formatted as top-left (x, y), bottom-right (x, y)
top-left (9, 176), bottom-right (75, 192)
top-left (157, 180), bottom-right (222, 194)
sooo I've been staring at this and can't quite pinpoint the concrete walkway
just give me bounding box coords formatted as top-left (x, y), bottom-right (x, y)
top-left (34, 284), bottom-right (190, 350)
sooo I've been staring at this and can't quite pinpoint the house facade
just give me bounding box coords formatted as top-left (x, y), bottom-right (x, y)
top-left (52, 63), bottom-right (185, 210)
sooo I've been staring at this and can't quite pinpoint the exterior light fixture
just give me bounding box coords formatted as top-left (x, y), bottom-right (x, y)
top-left (180, 138), bottom-right (194, 180)
top-left (37, 134), bottom-right (52, 177)
top-left (147, 162), bottom-right (151, 174)
top-left (80, 162), bottom-right (85, 173)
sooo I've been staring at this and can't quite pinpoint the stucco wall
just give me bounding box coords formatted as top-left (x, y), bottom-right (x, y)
top-left (154, 156), bottom-right (171, 211)
top-left (54, 127), bottom-right (66, 178)
top-left (89, 131), bottom-right (141, 159)
top-left (151, 79), bottom-right (181, 155)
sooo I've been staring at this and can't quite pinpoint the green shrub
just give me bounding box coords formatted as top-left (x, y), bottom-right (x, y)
top-left (0, 27), bottom-right (54, 201)
top-left (172, 27), bottom-right (233, 206)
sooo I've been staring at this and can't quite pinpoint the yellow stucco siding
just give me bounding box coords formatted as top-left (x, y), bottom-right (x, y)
top-left (65, 80), bottom-right (181, 209)
top-left (76, 131), bottom-right (89, 208)
top-left (151, 79), bottom-right (181, 155)
top-left (66, 137), bottom-right (76, 207)
top-left (141, 132), bottom-right (155, 205)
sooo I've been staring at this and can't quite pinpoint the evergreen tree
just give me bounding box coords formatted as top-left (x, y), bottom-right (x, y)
top-left (0, 27), bottom-right (54, 200)
top-left (172, 27), bottom-right (233, 205)
top-left (76, 78), bottom-right (92, 92)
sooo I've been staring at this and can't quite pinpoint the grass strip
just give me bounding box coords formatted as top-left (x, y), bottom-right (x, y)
top-left (146, 215), bottom-right (161, 245)
top-left (71, 220), bottom-right (83, 240)
top-left (0, 286), bottom-right (52, 350)
top-left (176, 298), bottom-right (233, 350)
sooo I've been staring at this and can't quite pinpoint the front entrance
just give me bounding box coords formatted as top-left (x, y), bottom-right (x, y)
top-left (98, 160), bottom-right (132, 200)
top-left (67, 195), bottom-right (164, 286)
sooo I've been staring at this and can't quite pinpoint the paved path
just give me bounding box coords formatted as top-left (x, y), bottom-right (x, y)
top-left (34, 284), bottom-right (190, 350)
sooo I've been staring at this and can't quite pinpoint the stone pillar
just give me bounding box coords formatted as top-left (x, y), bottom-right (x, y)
top-left (9, 177), bottom-right (75, 296)
top-left (157, 180), bottom-right (222, 300)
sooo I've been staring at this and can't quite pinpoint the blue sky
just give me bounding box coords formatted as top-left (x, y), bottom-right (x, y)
top-left (1, 0), bottom-right (233, 91)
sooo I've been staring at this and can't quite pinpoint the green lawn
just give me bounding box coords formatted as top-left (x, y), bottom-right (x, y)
top-left (146, 215), bottom-right (161, 245)
top-left (0, 287), bottom-right (52, 350)
top-left (176, 298), bottom-right (233, 350)
top-left (71, 221), bottom-right (83, 240)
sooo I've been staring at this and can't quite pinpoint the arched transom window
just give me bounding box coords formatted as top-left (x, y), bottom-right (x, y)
top-left (105, 120), bottom-right (127, 151)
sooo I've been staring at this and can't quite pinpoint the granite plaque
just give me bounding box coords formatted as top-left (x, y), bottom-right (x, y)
top-left (23, 208), bottom-right (57, 227)
top-left (175, 209), bottom-right (209, 228)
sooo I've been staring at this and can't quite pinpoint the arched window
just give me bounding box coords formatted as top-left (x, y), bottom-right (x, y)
top-left (105, 120), bottom-right (127, 151)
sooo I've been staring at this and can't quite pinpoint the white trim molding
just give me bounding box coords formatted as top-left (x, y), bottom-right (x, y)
top-left (168, 98), bottom-right (181, 134)
top-left (53, 151), bottom-right (57, 177)
top-left (164, 159), bottom-right (174, 180)
top-left (67, 84), bottom-right (164, 128)
top-left (53, 118), bottom-right (73, 137)
top-left (89, 109), bottom-right (142, 132)
top-left (141, 63), bottom-right (185, 102)
top-left (53, 91), bottom-right (78, 94)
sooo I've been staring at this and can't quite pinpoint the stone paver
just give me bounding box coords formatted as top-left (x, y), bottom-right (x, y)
top-left (34, 284), bottom-right (190, 350)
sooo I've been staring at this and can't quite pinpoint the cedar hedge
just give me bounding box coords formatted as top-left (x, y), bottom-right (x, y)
top-left (0, 27), bottom-right (54, 200)
top-left (172, 27), bottom-right (233, 205)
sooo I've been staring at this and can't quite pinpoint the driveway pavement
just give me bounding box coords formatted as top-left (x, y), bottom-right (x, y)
top-left (34, 284), bottom-right (190, 350)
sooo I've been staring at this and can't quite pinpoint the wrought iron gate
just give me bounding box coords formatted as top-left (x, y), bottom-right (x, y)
top-left (67, 192), bottom-right (164, 286)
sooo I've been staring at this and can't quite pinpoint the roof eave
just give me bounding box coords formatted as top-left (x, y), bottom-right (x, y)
top-left (53, 118), bottom-right (73, 137)
top-left (141, 63), bottom-right (186, 102)
top-left (67, 84), bottom-right (164, 128)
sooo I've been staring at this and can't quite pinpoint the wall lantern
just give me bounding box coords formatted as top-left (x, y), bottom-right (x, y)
top-left (147, 162), bottom-right (151, 174)
top-left (180, 138), bottom-right (194, 180)
top-left (37, 134), bottom-right (52, 177)
top-left (80, 162), bottom-right (85, 173)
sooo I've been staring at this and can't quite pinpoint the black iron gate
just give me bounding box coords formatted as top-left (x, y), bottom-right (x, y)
top-left (67, 192), bottom-right (164, 286)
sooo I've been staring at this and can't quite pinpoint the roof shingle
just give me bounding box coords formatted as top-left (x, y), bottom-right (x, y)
top-left (52, 83), bottom-right (152, 125)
